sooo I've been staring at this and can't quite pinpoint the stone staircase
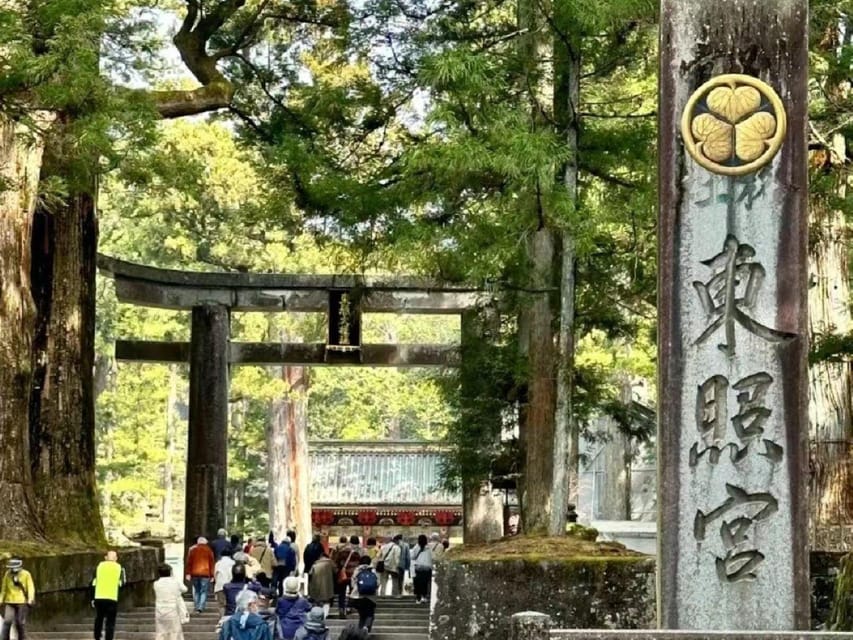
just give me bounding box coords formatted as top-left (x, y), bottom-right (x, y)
top-left (31, 596), bottom-right (430, 640)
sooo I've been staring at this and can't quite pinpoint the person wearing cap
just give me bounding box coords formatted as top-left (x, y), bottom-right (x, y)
top-left (185, 536), bottom-right (215, 614)
top-left (92, 551), bottom-right (126, 640)
top-left (218, 590), bottom-right (273, 640)
top-left (1, 558), bottom-right (35, 640)
top-left (294, 607), bottom-right (329, 640)
top-left (276, 577), bottom-right (311, 640)
top-left (211, 528), bottom-right (231, 562)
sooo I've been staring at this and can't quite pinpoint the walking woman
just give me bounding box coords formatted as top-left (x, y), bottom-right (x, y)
top-left (153, 564), bottom-right (188, 640)
top-left (410, 535), bottom-right (433, 604)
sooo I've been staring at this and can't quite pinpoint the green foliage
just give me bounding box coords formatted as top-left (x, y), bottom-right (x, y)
top-left (96, 118), bottom-right (459, 534)
top-left (830, 553), bottom-right (853, 631)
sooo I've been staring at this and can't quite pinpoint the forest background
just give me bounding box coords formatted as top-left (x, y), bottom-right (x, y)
top-left (0, 0), bottom-right (849, 544)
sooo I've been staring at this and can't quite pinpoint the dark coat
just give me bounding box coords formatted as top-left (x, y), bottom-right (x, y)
top-left (303, 542), bottom-right (325, 575)
top-left (276, 596), bottom-right (312, 640)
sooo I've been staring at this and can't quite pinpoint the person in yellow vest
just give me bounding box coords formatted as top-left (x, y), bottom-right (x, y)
top-left (91, 551), bottom-right (126, 640)
top-left (1, 558), bottom-right (35, 640)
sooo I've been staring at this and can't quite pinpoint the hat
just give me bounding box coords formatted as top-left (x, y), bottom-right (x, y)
top-left (283, 576), bottom-right (300, 596)
top-left (304, 607), bottom-right (326, 632)
top-left (197, 536), bottom-right (208, 545)
top-left (6, 559), bottom-right (22, 571)
top-left (218, 528), bottom-right (227, 537)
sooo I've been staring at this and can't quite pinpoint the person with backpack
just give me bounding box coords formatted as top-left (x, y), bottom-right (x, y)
top-left (1, 558), bottom-right (35, 640)
top-left (348, 556), bottom-right (377, 633)
top-left (276, 577), bottom-right (312, 640)
top-left (410, 535), bottom-right (432, 604)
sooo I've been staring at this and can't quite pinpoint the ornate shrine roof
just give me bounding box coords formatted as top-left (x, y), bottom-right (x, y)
top-left (308, 440), bottom-right (461, 506)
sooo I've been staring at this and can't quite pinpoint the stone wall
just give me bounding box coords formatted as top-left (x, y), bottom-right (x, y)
top-left (433, 550), bottom-right (844, 639)
top-left (431, 557), bottom-right (656, 640)
top-left (11, 547), bottom-right (159, 627)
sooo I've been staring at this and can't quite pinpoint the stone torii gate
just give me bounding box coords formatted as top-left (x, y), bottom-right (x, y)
top-left (98, 255), bottom-right (493, 550)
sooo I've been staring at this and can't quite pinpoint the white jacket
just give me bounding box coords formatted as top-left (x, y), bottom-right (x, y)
top-left (214, 557), bottom-right (235, 592)
top-left (411, 545), bottom-right (433, 570)
top-left (378, 542), bottom-right (401, 573)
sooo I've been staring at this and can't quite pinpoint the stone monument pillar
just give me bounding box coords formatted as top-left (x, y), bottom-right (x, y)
top-left (658, 0), bottom-right (809, 630)
top-left (184, 304), bottom-right (230, 556)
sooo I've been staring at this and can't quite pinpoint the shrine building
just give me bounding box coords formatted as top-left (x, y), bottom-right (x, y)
top-left (309, 440), bottom-right (463, 540)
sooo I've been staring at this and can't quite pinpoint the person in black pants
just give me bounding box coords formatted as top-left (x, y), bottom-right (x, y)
top-left (91, 551), bottom-right (125, 640)
top-left (349, 556), bottom-right (378, 632)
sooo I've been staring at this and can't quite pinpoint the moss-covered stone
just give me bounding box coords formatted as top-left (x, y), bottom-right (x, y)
top-left (432, 553), bottom-right (655, 640)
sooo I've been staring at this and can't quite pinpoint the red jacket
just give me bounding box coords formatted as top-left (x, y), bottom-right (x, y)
top-left (185, 544), bottom-right (215, 578)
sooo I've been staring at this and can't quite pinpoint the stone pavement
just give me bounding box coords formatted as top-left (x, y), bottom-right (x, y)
top-left (29, 596), bottom-right (429, 640)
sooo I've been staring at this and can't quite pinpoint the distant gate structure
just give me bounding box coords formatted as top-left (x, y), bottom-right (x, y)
top-left (98, 255), bottom-right (493, 552)
top-left (309, 440), bottom-right (463, 538)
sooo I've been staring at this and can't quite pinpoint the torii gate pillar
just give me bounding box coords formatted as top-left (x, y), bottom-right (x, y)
top-left (184, 304), bottom-right (230, 554)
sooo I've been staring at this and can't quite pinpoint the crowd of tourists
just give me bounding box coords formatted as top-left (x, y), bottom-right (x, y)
top-left (176, 528), bottom-right (448, 640)
top-left (0, 529), bottom-right (447, 640)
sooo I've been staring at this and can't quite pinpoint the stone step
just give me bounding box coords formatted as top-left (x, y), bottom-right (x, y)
top-left (117, 611), bottom-right (429, 621)
top-left (27, 628), bottom-right (429, 640)
top-left (52, 620), bottom-right (428, 632)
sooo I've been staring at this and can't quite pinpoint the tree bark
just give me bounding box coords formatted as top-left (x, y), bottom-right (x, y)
top-left (551, 21), bottom-right (581, 535)
top-left (162, 365), bottom-right (180, 528)
top-left (268, 352), bottom-right (311, 549)
top-left (808, 130), bottom-right (853, 546)
top-left (460, 310), bottom-right (505, 542)
top-left (29, 135), bottom-right (105, 544)
top-left (462, 481), bottom-right (505, 543)
top-left (0, 113), bottom-right (50, 541)
top-left (519, 228), bottom-right (558, 534)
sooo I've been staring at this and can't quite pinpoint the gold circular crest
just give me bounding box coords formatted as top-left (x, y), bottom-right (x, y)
top-left (680, 74), bottom-right (786, 176)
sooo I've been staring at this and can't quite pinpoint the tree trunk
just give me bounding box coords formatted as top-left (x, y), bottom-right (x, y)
top-left (808, 131), bottom-right (853, 547)
top-left (162, 365), bottom-right (179, 528)
top-left (551, 21), bottom-right (581, 535)
top-left (460, 310), bottom-right (505, 542)
top-left (462, 480), bottom-right (505, 543)
top-left (268, 360), bottom-right (311, 549)
top-left (28, 130), bottom-right (105, 545)
top-left (519, 228), bottom-right (558, 534)
top-left (0, 113), bottom-right (50, 541)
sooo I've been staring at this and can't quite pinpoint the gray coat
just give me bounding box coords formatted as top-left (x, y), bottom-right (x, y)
top-left (309, 557), bottom-right (335, 603)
